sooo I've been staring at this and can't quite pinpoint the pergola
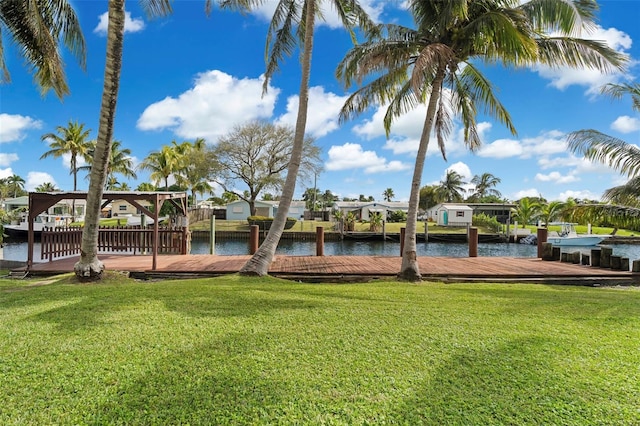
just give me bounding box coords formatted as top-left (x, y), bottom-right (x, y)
top-left (27, 191), bottom-right (188, 271)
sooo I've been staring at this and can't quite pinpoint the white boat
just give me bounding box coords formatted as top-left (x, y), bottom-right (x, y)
top-left (3, 214), bottom-right (72, 239)
top-left (546, 223), bottom-right (607, 246)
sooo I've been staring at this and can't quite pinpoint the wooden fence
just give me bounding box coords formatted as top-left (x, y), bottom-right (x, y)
top-left (40, 226), bottom-right (190, 262)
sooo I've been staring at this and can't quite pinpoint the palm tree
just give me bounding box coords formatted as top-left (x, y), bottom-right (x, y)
top-left (437, 170), bottom-right (466, 203)
top-left (173, 138), bottom-right (213, 208)
top-left (469, 173), bottom-right (502, 202)
top-left (6, 174), bottom-right (25, 198)
top-left (41, 121), bottom-right (92, 192)
top-left (220, 0), bottom-right (374, 276)
top-left (337, 0), bottom-right (625, 281)
top-left (138, 144), bottom-right (182, 190)
top-left (0, 0), bottom-right (86, 98)
top-left (34, 182), bottom-right (58, 192)
top-left (511, 198), bottom-right (541, 228)
top-left (75, 0), bottom-right (172, 281)
top-left (382, 188), bottom-right (395, 202)
top-left (538, 200), bottom-right (565, 227)
top-left (80, 140), bottom-right (137, 189)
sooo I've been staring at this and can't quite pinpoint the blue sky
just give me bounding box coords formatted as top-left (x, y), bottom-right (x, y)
top-left (1, 0), bottom-right (639, 203)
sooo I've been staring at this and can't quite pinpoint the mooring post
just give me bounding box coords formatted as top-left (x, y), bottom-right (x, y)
top-left (249, 224), bottom-right (259, 255)
top-left (210, 215), bottom-right (215, 255)
top-left (316, 226), bottom-right (324, 256)
top-left (537, 227), bottom-right (548, 258)
top-left (468, 227), bottom-right (478, 257)
top-left (400, 227), bottom-right (405, 256)
top-left (424, 221), bottom-right (428, 243)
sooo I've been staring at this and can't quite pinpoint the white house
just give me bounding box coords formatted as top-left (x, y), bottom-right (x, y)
top-left (333, 201), bottom-right (409, 221)
top-left (225, 200), bottom-right (306, 221)
top-left (428, 203), bottom-right (474, 226)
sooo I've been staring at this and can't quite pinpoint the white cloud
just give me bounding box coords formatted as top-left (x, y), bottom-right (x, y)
top-left (0, 114), bottom-right (43, 143)
top-left (0, 153), bottom-right (19, 167)
top-left (275, 86), bottom-right (347, 138)
top-left (0, 168), bottom-right (13, 179)
top-left (137, 70), bottom-right (278, 141)
top-left (533, 25), bottom-right (632, 93)
top-left (558, 189), bottom-right (601, 202)
top-left (477, 138), bottom-right (523, 158)
top-left (611, 115), bottom-right (640, 133)
top-left (26, 171), bottom-right (56, 191)
top-left (534, 171), bottom-right (579, 184)
top-left (512, 188), bottom-right (541, 199)
top-left (445, 162), bottom-right (472, 181)
top-left (326, 142), bottom-right (410, 173)
top-left (94, 11), bottom-right (145, 35)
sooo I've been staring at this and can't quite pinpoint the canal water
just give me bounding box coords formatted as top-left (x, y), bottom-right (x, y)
top-left (4, 238), bottom-right (640, 262)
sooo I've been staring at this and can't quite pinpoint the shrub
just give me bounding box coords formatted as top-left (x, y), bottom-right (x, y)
top-left (472, 213), bottom-right (501, 233)
top-left (247, 216), bottom-right (297, 230)
top-left (388, 210), bottom-right (407, 223)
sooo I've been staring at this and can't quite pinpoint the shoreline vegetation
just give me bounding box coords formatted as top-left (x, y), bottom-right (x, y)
top-left (1, 273), bottom-right (639, 424)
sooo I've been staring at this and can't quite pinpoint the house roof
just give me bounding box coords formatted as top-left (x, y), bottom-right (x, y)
top-left (436, 203), bottom-right (474, 211)
top-left (334, 201), bottom-right (409, 209)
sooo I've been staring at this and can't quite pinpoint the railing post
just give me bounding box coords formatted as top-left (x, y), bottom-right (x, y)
top-left (316, 226), bottom-right (324, 256)
top-left (249, 225), bottom-right (259, 254)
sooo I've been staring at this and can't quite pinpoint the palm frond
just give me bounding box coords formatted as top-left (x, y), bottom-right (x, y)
top-left (566, 130), bottom-right (640, 177)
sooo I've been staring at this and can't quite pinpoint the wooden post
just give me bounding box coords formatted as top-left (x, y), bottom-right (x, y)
top-left (210, 215), bottom-right (215, 255)
top-left (582, 254), bottom-right (590, 265)
top-left (400, 227), bottom-right (405, 256)
top-left (611, 255), bottom-right (622, 270)
top-left (316, 226), bottom-right (324, 256)
top-left (591, 248), bottom-right (601, 267)
top-left (424, 221), bottom-right (428, 243)
top-left (541, 242), bottom-right (554, 261)
top-left (632, 259), bottom-right (640, 272)
top-left (600, 247), bottom-right (613, 268)
top-left (382, 220), bottom-right (386, 241)
top-left (571, 252), bottom-right (581, 264)
top-left (536, 228), bottom-right (548, 258)
top-left (552, 246), bottom-right (561, 261)
top-left (249, 224), bottom-right (259, 255)
top-left (621, 257), bottom-right (630, 271)
top-left (468, 227), bottom-right (478, 257)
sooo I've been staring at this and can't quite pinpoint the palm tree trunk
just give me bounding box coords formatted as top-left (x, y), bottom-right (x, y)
top-left (72, 154), bottom-right (77, 221)
top-left (240, 0), bottom-right (315, 276)
top-left (74, 0), bottom-right (124, 280)
top-left (399, 70), bottom-right (445, 281)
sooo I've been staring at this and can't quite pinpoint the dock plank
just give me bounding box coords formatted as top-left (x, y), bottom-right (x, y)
top-left (13, 253), bottom-right (639, 285)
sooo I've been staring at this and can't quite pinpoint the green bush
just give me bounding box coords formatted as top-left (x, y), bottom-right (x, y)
top-left (247, 216), bottom-right (297, 230)
top-left (472, 213), bottom-right (502, 233)
top-left (388, 210), bottom-right (407, 223)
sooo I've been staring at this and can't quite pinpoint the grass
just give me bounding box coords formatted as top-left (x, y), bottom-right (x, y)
top-left (1, 273), bottom-right (639, 424)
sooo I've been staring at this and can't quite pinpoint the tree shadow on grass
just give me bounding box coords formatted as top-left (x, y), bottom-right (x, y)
top-left (388, 335), bottom-right (635, 425)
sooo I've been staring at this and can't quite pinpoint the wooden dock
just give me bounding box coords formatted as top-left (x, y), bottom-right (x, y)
top-left (11, 254), bottom-right (640, 285)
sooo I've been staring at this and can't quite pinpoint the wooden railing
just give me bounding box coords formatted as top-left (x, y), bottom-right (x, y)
top-left (40, 226), bottom-right (190, 262)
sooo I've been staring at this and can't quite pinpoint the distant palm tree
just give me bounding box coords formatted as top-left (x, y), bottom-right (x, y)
top-left (221, 0), bottom-right (374, 277)
top-left (0, 0), bottom-right (86, 98)
top-left (80, 140), bottom-right (137, 189)
top-left (173, 138), bottom-right (212, 208)
top-left (470, 173), bottom-right (501, 201)
top-left (138, 144), bottom-right (181, 190)
top-left (6, 174), bottom-right (25, 198)
top-left (136, 182), bottom-right (157, 192)
top-left (437, 170), bottom-right (466, 203)
top-left (337, 0), bottom-right (626, 281)
top-left (538, 200), bottom-right (565, 228)
top-left (382, 188), bottom-right (395, 202)
top-left (35, 182), bottom-right (58, 192)
top-left (41, 121), bottom-right (92, 192)
top-left (511, 198), bottom-right (541, 228)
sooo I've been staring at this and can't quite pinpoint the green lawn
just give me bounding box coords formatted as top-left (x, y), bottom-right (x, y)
top-left (1, 274), bottom-right (639, 424)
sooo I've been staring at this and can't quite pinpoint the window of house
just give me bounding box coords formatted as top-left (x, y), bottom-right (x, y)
top-left (232, 206), bottom-right (244, 213)
top-left (456, 211), bottom-right (465, 217)
top-left (119, 205), bottom-right (127, 211)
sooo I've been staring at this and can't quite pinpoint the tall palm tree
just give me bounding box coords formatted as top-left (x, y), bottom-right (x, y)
top-left (337, 0), bottom-right (626, 281)
top-left (6, 174), bottom-right (25, 198)
top-left (538, 200), bottom-right (565, 227)
top-left (80, 140), bottom-right (137, 189)
top-left (437, 170), bottom-right (466, 203)
top-left (41, 120), bottom-right (92, 192)
top-left (470, 173), bottom-right (502, 201)
top-left (75, 0), bottom-right (172, 281)
top-left (138, 144), bottom-right (182, 190)
top-left (220, 0), bottom-right (374, 276)
top-left (173, 138), bottom-right (213, 208)
top-left (0, 0), bottom-right (86, 98)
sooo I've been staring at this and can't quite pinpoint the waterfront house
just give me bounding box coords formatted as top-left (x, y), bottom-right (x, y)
top-left (332, 201), bottom-right (409, 221)
top-left (428, 203), bottom-right (474, 227)
top-left (225, 200), bottom-right (306, 221)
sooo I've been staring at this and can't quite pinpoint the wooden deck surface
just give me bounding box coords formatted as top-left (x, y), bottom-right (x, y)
top-left (13, 254), bottom-right (640, 285)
